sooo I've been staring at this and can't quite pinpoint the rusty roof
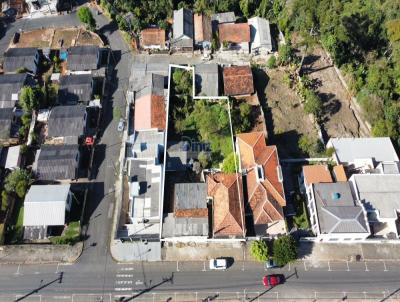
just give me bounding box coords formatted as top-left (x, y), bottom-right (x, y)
top-left (134, 94), bottom-right (166, 131)
top-left (194, 14), bottom-right (212, 42)
top-left (236, 132), bottom-right (286, 225)
top-left (218, 23), bottom-right (250, 43)
top-left (207, 173), bottom-right (245, 237)
top-left (223, 66), bottom-right (254, 96)
top-left (141, 28), bottom-right (166, 47)
top-left (302, 165), bottom-right (333, 187)
top-left (333, 165), bottom-right (347, 182)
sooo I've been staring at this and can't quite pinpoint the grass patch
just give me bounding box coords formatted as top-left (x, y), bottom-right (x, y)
top-left (50, 221), bottom-right (81, 245)
top-left (293, 194), bottom-right (310, 230)
top-left (113, 106), bottom-right (122, 120)
top-left (6, 201), bottom-right (24, 244)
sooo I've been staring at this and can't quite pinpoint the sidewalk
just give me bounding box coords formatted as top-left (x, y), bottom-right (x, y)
top-left (299, 241), bottom-right (400, 263)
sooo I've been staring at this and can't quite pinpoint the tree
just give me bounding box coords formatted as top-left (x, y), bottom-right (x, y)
top-left (303, 89), bottom-right (322, 117)
top-left (250, 240), bottom-right (269, 262)
top-left (232, 101), bottom-right (252, 133)
top-left (198, 151), bottom-right (210, 168)
top-left (221, 152), bottom-right (237, 173)
top-left (298, 134), bottom-right (324, 157)
top-left (273, 235), bottom-right (297, 266)
top-left (20, 86), bottom-right (42, 112)
top-left (4, 169), bottom-right (32, 199)
top-left (1, 191), bottom-right (8, 212)
top-left (77, 7), bottom-right (96, 31)
top-left (278, 43), bottom-right (294, 65)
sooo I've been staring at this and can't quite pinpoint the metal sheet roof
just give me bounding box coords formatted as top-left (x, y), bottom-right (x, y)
top-left (23, 184), bottom-right (70, 226)
top-left (47, 105), bottom-right (86, 138)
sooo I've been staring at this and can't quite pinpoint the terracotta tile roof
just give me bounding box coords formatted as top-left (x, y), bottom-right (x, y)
top-left (175, 208), bottom-right (208, 218)
top-left (223, 66), bottom-right (254, 96)
top-left (207, 173), bottom-right (245, 237)
top-left (236, 132), bottom-right (286, 225)
top-left (194, 14), bottom-right (212, 42)
top-left (141, 28), bottom-right (166, 47)
top-left (218, 23), bottom-right (250, 44)
top-left (134, 94), bottom-right (166, 131)
top-left (302, 165), bottom-right (333, 187)
top-left (333, 165), bottom-right (347, 182)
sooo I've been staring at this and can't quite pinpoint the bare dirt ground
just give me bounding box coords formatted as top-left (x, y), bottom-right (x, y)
top-left (302, 46), bottom-right (362, 138)
top-left (254, 68), bottom-right (319, 158)
top-left (15, 28), bottom-right (53, 48)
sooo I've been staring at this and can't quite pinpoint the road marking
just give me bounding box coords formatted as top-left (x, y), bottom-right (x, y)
top-left (202, 261), bottom-right (206, 271)
top-left (120, 267), bottom-right (134, 271)
top-left (383, 261), bottom-right (388, 272)
top-left (364, 262), bottom-right (369, 272)
top-left (108, 203), bottom-right (114, 219)
top-left (135, 280), bottom-right (143, 285)
top-left (14, 264), bottom-right (21, 275)
top-left (115, 287), bottom-right (132, 291)
top-left (328, 261), bottom-right (331, 271)
top-left (346, 260), bottom-right (350, 271)
top-left (116, 274), bottom-right (133, 278)
top-left (55, 263), bottom-right (59, 274)
top-left (303, 261), bottom-right (307, 271)
top-left (116, 280), bottom-right (133, 285)
top-left (52, 296), bottom-right (71, 299)
top-left (34, 271), bottom-right (40, 274)
top-left (288, 262), bottom-right (291, 271)
top-left (176, 261), bottom-right (179, 272)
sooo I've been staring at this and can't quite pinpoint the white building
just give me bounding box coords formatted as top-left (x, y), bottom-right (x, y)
top-left (248, 16), bottom-right (273, 55)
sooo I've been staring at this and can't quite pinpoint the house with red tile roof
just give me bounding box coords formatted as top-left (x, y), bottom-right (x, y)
top-left (207, 173), bottom-right (245, 238)
top-left (218, 23), bottom-right (250, 53)
top-left (236, 131), bottom-right (286, 236)
top-left (223, 66), bottom-right (254, 97)
top-left (140, 28), bottom-right (166, 50)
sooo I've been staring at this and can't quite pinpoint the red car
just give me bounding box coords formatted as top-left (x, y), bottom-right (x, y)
top-left (263, 274), bottom-right (281, 287)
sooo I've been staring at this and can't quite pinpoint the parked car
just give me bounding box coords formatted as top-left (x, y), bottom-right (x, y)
top-left (117, 118), bottom-right (125, 132)
top-left (264, 258), bottom-right (279, 269)
top-left (209, 258), bottom-right (227, 270)
top-left (263, 274), bottom-right (282, 287)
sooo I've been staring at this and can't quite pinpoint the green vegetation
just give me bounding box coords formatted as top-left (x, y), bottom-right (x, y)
top-left (6, 201), bottom-right (24, 244)
top-left (198, 151), bottom-right (210, 169)
top-left (221, 152), bottom-right (238, 173)
top-left (20, 86), bottom-right (43, 113)
top-left (282, 0), bottom-right (400, 146)
top-left (50, 221), bottom-right (81, 245)
top-left (273, 235), bottom-right (297, 266)
top-left (298, 134), bottom-right (324, 157)
top-left (231, 100), bottom-right (252, 133)
top-left (77, 7), bottom-right (96, 31)
top-left (266, 56), bottom-right (277, 69)
top-left (113, 106), bottom-right (122, 120)
top-left (4, 169), bottom-right (32, 199)
top-left (293, 194), bottom-right (309, 230)
top-left (250, 240), bottom-right (269, 262)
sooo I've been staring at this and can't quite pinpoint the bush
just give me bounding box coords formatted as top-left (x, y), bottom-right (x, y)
top-left (250, 240), bottom-right (269, 262)
top-left (198, 151), bottom-right (210, 168)
top-left (221, 152), bottom-right (237, 173)
top-left (298, 134), bottom-right (324, 157)
top-left (4, 169), bottom-right (32, 199)
top-left (1, 191), bottom-right (8, 212)
top-left (278, 43), bottom-right (294, 65)
top-left (77, 7), bottom-right (96, 31)
top-left (273, 235), bottom-right (297, 266)
top-left (266, 56), bottom-right (277, 69)
top-left (303, 89), bottom-right (322, 117)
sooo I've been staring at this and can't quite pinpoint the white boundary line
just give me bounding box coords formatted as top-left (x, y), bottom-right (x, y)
top-left (164, 64), bottom-right (245, 238)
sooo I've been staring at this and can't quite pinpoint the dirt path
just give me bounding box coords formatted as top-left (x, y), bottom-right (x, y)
top-left (303, 47), bottom-right (361, 138)
top-left (254, 68), bottom-right (319, 158)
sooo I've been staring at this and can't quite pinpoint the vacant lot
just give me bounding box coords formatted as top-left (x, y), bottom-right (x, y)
top-left (15, 28), bottom-right (53, 48)
top-left (302, 46), bottom-right (364, 138)
top-left (254, 68), bottom-right (319, 158)
top-left (51, 28), bottom-right (79, 49)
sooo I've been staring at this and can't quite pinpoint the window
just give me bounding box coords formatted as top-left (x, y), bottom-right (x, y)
top-left (256, 165), bottom-right (264, 182)
top-left (344, 238), bottom-right (351, 241)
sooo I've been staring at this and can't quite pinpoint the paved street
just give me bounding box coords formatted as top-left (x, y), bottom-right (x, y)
top-left (1, 260), bottom-right (400, 301)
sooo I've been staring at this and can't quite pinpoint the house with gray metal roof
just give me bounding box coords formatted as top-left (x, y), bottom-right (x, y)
top-left (23, 184), bottom-right (72, 241)
top-left (194, 64), bottom-right (219, 97)
top-left (66, 45), bottom-right (100, 71)
top-left (33, 144), bottom-right (80, 181)
top-left (47, 105), bottom-right (87, 144)
top-left (327, 138), bottom-right (399, 171)
top-left (3, 47), bottom-right (40, 74)
top-left (0, 73), bottom-right (33, 109)
top-left (171, 8), bottom-right (194, 51)
top-left (248, 17), bottom-right (273, 54)
top-left (308, 182), bottom-right (370, 242)
top-left (350, 174), bottom-right (400, 239)
top-left (127, 129), bottom-right (164, 161)
top-left (162, 183), bottom-right (209, 238)
top-left (58, 74), bottom-right (93, 105)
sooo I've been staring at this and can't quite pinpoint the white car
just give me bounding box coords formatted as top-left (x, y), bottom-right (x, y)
top-left (117, 118), bottom-right (125, 132)
top-left (209, 258), bottom-right (227, 270)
